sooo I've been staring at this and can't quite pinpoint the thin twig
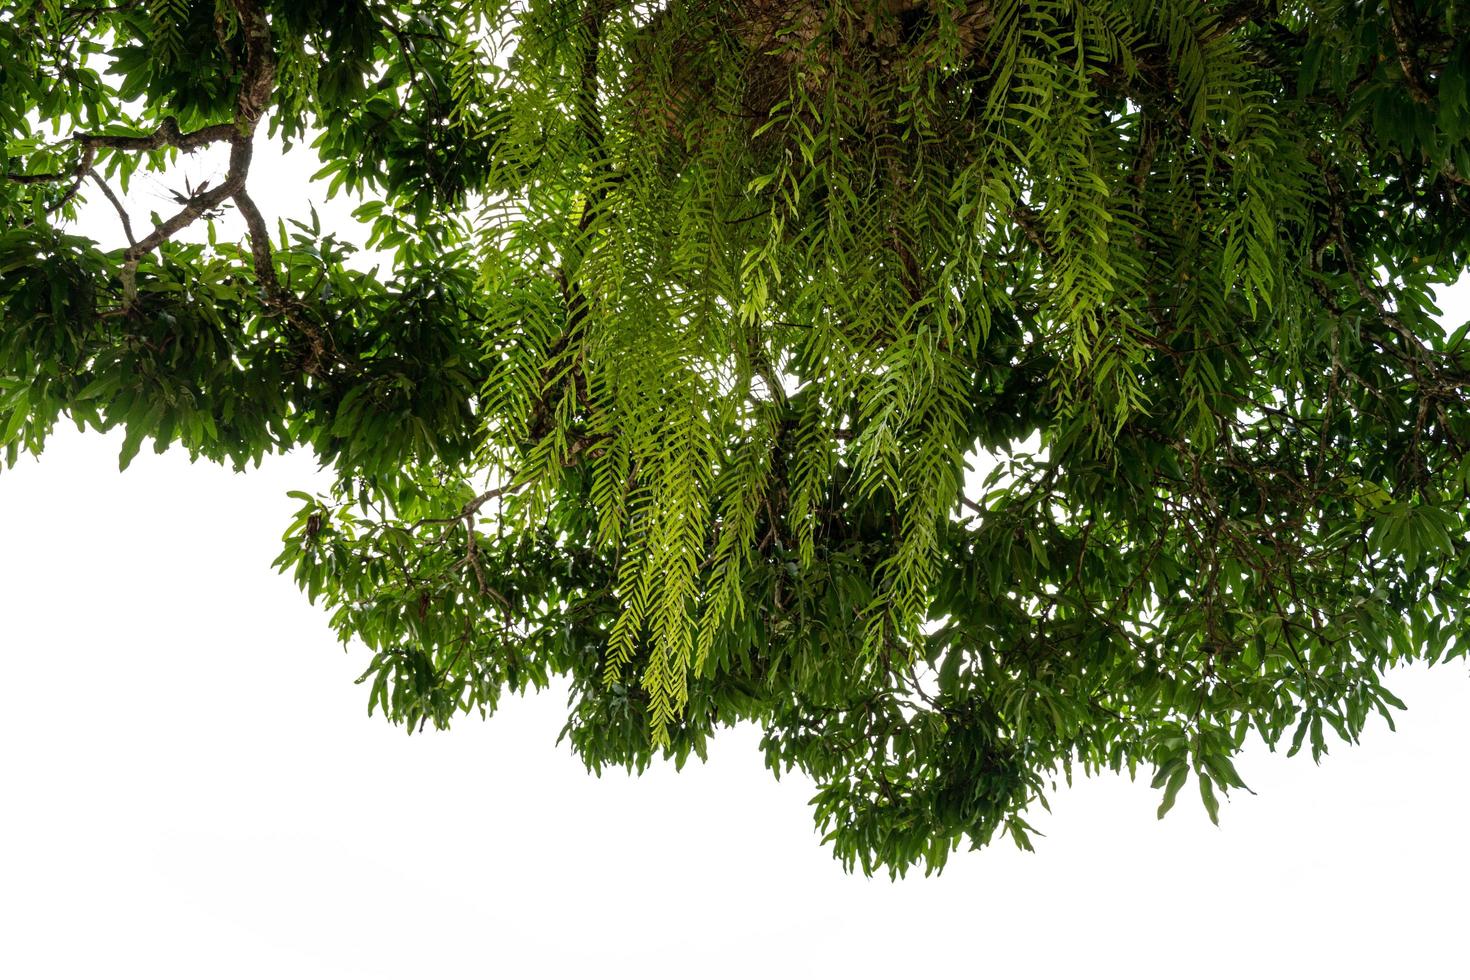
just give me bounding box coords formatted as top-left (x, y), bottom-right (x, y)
top-left (86, 168), bottom-right (136, 247)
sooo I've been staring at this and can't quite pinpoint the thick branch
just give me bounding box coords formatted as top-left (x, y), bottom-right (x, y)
top-left (5, 170), bottom-right (68, 184)
top-left (231, 0), bottom-right (277, 125)
top-left (231, 183), bottom-right (286, 300)
top-left (7, 0), bottom-right (329, 375)
top-left (233, 184), bottom-right (329, 375)
top-left (125, 139), bottom-right (249, 267)
top-left (74, 118), bottom-right (238, 154)
top-left (111, 0), bottom-right (275, 262)
top-left (1201, 1), bottom-right (1273, 44)
top-left (56, 0), bottom-right (271, 270)
top-left (1386, 0), bottom-right (1433, 105)
top-left (575, 2), bottom-right (606, 231)
top-left (70, 0), bottom-right (333, 374)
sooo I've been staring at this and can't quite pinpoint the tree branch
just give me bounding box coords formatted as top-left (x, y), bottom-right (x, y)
top-left (1200, 1), bottom-right (1272, 45)
top-left (5, 146), bottom-right (95, 214)
top-left (232, 184), bottom-right (329, 374)
top-left (1386, 0), bottom-right (1433, 105)
top-left (73, 117), bottom-right (238, 154)
top-left (86, 169), bottom-right (136, 248)
top-left (41, 0), bottom-right (330, 375)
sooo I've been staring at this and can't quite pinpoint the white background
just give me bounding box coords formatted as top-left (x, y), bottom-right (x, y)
top-left (1, 140), bottom-right (1467, 977)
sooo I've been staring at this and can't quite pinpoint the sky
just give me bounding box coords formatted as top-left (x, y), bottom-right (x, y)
top-left (2, 135), bottom-right (1468, 978)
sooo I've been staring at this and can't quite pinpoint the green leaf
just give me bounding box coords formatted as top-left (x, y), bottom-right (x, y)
top-left (1198, 774), bottom-right (1221, 827)
top-left (1157, 764), bottom-right (1188, 820)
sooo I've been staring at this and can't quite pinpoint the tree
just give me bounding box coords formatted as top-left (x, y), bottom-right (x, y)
top-left (3, 0), bottom-right (1469, 875)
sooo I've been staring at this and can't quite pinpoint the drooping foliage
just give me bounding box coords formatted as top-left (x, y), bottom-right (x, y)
top-left (3, 0), bottom-right (1470, 874)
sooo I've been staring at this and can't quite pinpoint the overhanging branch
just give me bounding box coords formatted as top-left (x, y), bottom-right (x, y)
top-left (4, 0), bottom-right (335, 376)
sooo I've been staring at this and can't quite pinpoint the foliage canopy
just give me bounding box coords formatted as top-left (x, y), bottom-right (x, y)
top-left (3, 0), bottom-right (1470, 873)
